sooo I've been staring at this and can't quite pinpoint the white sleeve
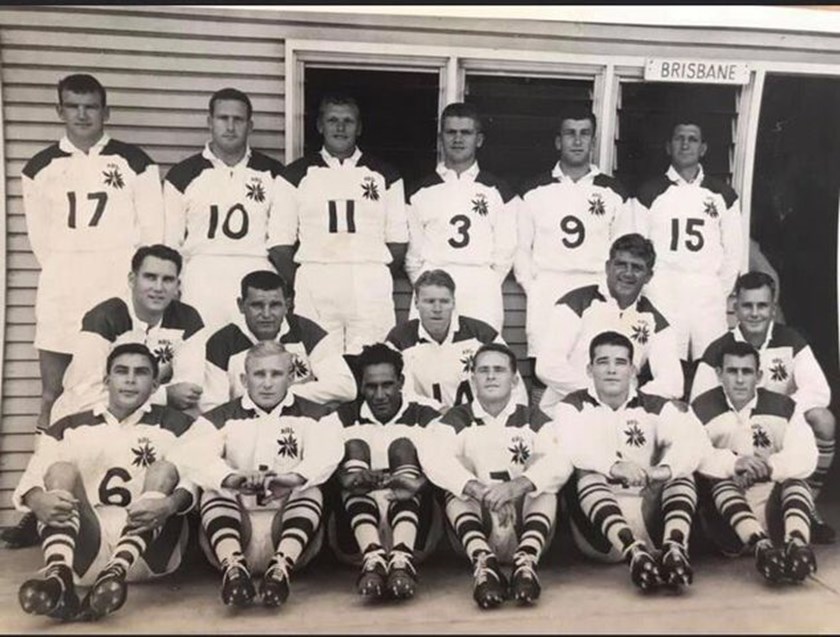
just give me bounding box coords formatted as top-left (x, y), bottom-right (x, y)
top-left (610, 196), bottom-right (636, 242)
top-left (384, 178), bottom-right (409, 245)
top-left (630, 197), bottom-right (651, 238)
top-left (513, 195), bottom-right (536, 294)
top-left (162, 179), bottom-right (188, 249)
top-left (691, 359), bottom-right (720, 403)
top-left (418, 420), bottom-right (474, 497)
top-left (768, 409), bottom-right (818, 482)
top-left (638, 324), bottom-right (684, 399)
top-left (12, 433), bottom-right (61, 511)
top-left (22, 173), bottom-right (51, 266)
top-left (168, 417), bottom-right (233, 491)
top-left (718, 196), bottom-right (743, 296)
top-left (201, 359), bottom-right (232, 414)
top-left (56, 331), bottom-right (112, 418)
top-left (491, 195), bottom-right (519, 285)
top-left (267, 175), bottom-right (299, 247)
top-left (695, 421), bottom-right (739, 479)
top-left (520, 421), bottom-right (573, 495)
top-left (555, 405), bottom-right (616, 477)
top-left (294, 414), bottom-right (344, 488)
top-left (535, 304), bottom-right (587, 396)
top-left (404, 199), bottom-right (425, 284)
top-left (162, 327), bottom-right (208, 402)
top-left (791, 345), bottom-right (832, 412)
top-left (289, 333), bottom-right (357, 404)
top-left (134, 163), bottom-right (165, 246)
top-left (654, 404), bottom-right (706, 478)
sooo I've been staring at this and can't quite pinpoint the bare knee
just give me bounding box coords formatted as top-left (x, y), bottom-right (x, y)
top-left (43, 461), bottom-right (82, 491)
top-left (143, 460), bottom-right (179, 494)
top-left (806, 408), bottom-right (835, 441)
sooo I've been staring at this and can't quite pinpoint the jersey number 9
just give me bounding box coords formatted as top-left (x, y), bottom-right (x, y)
top-left (560, 215), bottom-right (585, 248)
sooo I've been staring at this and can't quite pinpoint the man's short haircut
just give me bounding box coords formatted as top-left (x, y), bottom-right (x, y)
top-left (609, 233), bottom-right (656, 270)
top-left (589, 330), bottom-right (635, 363)
top-left (244, 341), bottom-right (292, 372)
top-left (670, 114), bottom-right (705, 141)
top-left (413, 269), bottom-right (456, 296)
top-left (717, 339), bottom-right (760, 370)
top-left (317, 94), bottom-right (361, 122)
top-left (58, 74), bottom-right (106, 107)
top-left (131, 244), bottom-right (183, 275)
top-left (358, 343), bottom-right (404, 378)
top-left (106, 342), bottom-right (159, 379)
top-left (735, 271), bottom-right (776, 301)
top-left (473, 342), bottom-right (518, 373)
top-left (556, 105), bottom-right (597, 136)
top-left (240, 270), bottom-right (291, 301)
top-left (209, 87), bottom-right (253, 119)
top-left (440, 102), bottom-right (483, 133)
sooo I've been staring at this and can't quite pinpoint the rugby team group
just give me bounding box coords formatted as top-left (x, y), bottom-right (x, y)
top-left (5, 71), bottom-right (835, 622)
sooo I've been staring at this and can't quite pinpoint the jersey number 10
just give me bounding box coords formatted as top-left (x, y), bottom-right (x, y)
top-left (208, 203), bottom-right (249, 239)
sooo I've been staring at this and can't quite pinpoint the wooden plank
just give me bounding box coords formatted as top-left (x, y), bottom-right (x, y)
top-left (8, 270), bottom-right (39, 289)
top-left (3, 379), bottom-right (40, 398)
top-left (4, 341), bottom-right (38, 360)
top-left (0, 450), bottom-right (34, 469)
top-left (7, 252), bottom-right (39, 270)
top-left (0, 433), bottom-right (34, 453)
top-left (0, 416), bottom-right (37, 435)
top-left (0, 470), bottom-right (24, 490)
top-left (5, 288), bottom-right (35, 306)
top-left (2, 360), bottom-right (38, 378)
top-left (6, 307), bottom-right (34, 325)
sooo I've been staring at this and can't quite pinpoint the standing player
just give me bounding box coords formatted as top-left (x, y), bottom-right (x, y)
top-left (174, 342), bottom-right (343, 608)
top-left (23, 74), bottom-right (164, 434)
top-left (14, 343), bottom-right (196, 622)
top-left (557, 332), bottom-right (705, 592)
top-left (537, 233), bottom-right (683, 414)
top-left (693, 341), bottom-right (818, 584)
top-left (386, 269), bottom-right (527, 409)
top-left (515, 107), bottom-right (633, 366)
top-left (632, 115), bottom-right (742, 367)
top-left (692, 271), bottom-right (835, 543)
top-left (271, 95), bottom-right (408, 353)
top-left (420, 343), bottom-right (571, 609)
top-left (49, 245), bottom-right (205, 425)
top-left (330, 344), bottom-right (444, 601)
top-left (404, 102), bottom-right (518, 331)
top-left (164, 88), bottom-right (285, 331)
top-left (201, 270), bottom-right (356, 412)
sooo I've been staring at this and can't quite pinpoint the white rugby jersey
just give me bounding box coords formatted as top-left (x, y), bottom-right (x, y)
top-left (514, 164), bottom-right (633, 289)
top-left (271, 147), bottom-right (408, 264)
top-left (385, 313), bottom-right (528, 408)
top-left (14, 402), bottom-right (197, 513)
top-left (692, 387), bottom-right (817, 481)
top-left (555, 388), bottom-right (704, 494)
top-left (691, 322), bottom-right (832, 413)
top-left (201, 313), bottom-right (357, 412)
top-left (22, 134), bottom-right (164, 264)
top-left (420, 398), bottom-right (572, 498)
top-left (337, 394), bottom-right (442, 471)
top-left (163, 144), bottom-right (285, 258)
top-left (632, 165), bottom-right (742, 293)
top-left (404, 162), bottom-right (518, 283)
top-left (179, 393), bottom-right (343, 511)
top-left (537, 282), bottom-right (683, 410)
top-left (53, 295), bottom-right (206, 423)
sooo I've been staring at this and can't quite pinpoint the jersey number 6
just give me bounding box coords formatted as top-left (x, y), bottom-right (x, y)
top-left (98, 467), bottom-right (133, 507)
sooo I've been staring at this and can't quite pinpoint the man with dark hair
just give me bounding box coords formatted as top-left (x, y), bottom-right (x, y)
top-left (516, 107), bottom-right (634, 382)
top-left (14, 342), bottom-right (197, 621)
top-left (556, 331), bottom-right (705, 592)
top-left (272, 94), bottom-right (408, 353)
top-left (632, 115), bottom-right (742, 369)
top-left (386, 268), bottom-right (527, 408)
top-left (201, 270), bottom-right (356, 412)
top-left (405, 102), bottom-right (518, 331)
top-left (537, 233), bottom-right (682, 413)
top-left (49, 244), bottom-right (205, 425)
top-left (164, 87), bottom-right (286, 331)
top-left (692, 270), bottom-right (836, 543)
top-left (693, 340), bottom-right (819, 584)
top-left (329, 343), bottom-right (443, 601)
top-left (420, 343), bottom-right (569, 609)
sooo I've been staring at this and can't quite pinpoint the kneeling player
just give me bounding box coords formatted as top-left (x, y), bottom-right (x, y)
top-left (14, 343), bottom-right (196, 622)
top-left (176, 342), bottom-right (343, 608)
top-left (693, 340), bottom-right (818, 584)
top-left (330, 343), bottom-right (444, 601)
top-left (420, 343), bottom-right (570, 609)
top-left (557, 331), bottom-right (705, 592)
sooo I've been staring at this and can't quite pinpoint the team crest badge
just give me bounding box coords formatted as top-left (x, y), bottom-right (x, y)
top-left (460, 350), bottom-right (475, 374)
top-left (291, 354), bottom-right (310, 380)
top-left (508, 438), bottom-right (531, 465)
top-left (246, 179), bottom-right (266, 203)
top-left (103, 164), bottom-right (125, 189)
top-left (131, 437), bottom-right (157, 468)
top-left (769, 358), bottom-right (788, 382)
top-left (471, 194), bottom-right (489, 216)
top-left (277, 431), bottom-right (299, 458)
top-left (361, 176), bottom-right (380, 201)
top-left (702, 197), bottom-right (719, 218)
top-left (624, 421), bottom-right (646, 447)
top-left (752, 426), bottom-right (771, 449)
top-left (588, 194), bottom-right (606, 216)
top-left (153, 341), bottom-right (175, 365)
top-left (630, 321), bottom-right (650, 345)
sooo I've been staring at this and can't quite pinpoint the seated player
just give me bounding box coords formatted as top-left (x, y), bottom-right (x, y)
top-left (14, 343), bottom-right (196, 622)
top-left (174, 342), bottom-right (343, 609)
top-left (386, 269), bottom-right (527, 408)
top-left (556, 331), bottom-right (705, 592)
top-left (50, 244), bottom-right (205, 425)
top-left (420, 343), bottom-right (570, 609)
top-left (692, 271), bottom-right (836, 543)
top-left (202, 270), bottom-right (356, 412)
top-left (537, 233), bottom-right (683, 414)
top-left (693, 340), bottom-right (819, 585)
top-left (329, 343), bottom-right (444, 601)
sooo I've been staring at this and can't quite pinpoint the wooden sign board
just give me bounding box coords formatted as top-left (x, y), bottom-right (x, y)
top-left (645, 59), bottom-right (750, 84)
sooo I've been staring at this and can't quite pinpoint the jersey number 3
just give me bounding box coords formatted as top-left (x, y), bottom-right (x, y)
top-left (448, 214), bottom-right (471, 248)
top-left (67, 191), bottom-right (107, 228)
